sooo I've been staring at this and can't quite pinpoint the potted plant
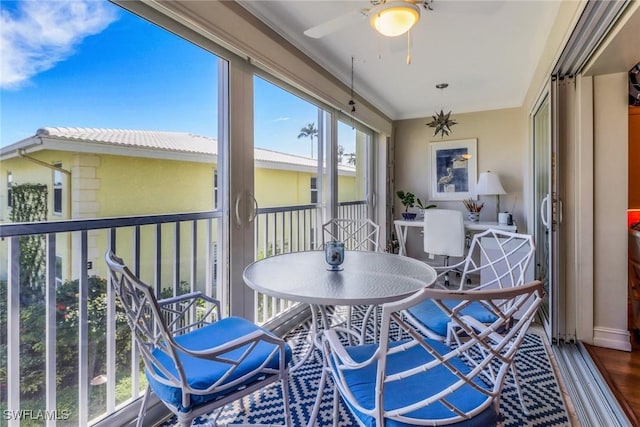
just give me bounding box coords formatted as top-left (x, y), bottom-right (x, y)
top-left (416, 198), bottom-right (437, 218)
top-left (396, 190), bottom-right (417, 220)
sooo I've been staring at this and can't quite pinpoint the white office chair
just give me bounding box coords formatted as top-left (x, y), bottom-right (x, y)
top-left (423, 209), bottom-right (466, 287)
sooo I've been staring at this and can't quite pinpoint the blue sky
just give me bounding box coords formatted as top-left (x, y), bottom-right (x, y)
top-left (0, 0), bottom-right (353, 156)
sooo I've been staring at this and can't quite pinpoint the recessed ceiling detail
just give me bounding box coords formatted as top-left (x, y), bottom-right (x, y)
top-left (239, 0), bottom-right (562, 120)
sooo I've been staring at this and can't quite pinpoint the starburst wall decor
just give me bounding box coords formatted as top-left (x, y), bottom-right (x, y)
top-left (427, 83), bottom-right (458, 138)
top-left (427, 109), bottom-right (457, 138)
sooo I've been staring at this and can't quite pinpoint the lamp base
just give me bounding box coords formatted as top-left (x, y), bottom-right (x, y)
top-left (498, 212), bottom-right (510, 225)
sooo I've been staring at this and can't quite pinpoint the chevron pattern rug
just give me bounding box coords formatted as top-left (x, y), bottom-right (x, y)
top-left (160, 316), bottom-right (570, 426)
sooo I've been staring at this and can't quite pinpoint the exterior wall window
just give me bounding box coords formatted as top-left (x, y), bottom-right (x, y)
top-left (53, 164), bottom-right (62, 215)
top-left (7, 172), bottom-right (12, 208)
top-left (310, 176), bottom-right (318, 203)
top-left (55, 256), bottom-right (63, 287)
top-left (214, 169), bottom-right (218, 209)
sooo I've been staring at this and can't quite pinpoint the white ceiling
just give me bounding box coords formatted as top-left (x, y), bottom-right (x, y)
top-left (239, 0), bottom-right (562, 120)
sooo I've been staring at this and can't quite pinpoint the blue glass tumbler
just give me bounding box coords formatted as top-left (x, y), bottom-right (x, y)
top-left (325, 241), bottom-right (345, 271)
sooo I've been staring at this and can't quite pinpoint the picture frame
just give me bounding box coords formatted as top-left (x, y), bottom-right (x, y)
top-left (429, 138), bottom-right (477, 201)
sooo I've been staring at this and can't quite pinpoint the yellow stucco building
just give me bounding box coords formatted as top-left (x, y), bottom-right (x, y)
top-left (0, 127), bottom-right (358, 287)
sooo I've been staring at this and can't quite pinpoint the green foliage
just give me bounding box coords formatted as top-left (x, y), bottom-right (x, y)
top-left (0, 276), bottom-right (132, 402)
top-left (416, 199), bottom-right (436, 210)
top-left (396, 191), bottom-right (436, 212)
top-left (0, 275), bottom-right (216, 420)
top-left (297, 122), bottom-right (318, 157)
top-left (8, 183), bottom-right (48, 223)
top-left (396, 190), bottom-right (416, 212)
top-left (9, 183), bottom-right (48, 297)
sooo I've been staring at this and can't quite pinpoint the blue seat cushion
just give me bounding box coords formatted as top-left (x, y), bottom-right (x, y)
top-left (146, 316), bottom-right (292, 413)
top-left (406, 299), bottom-right (498, 337)
top-left (338, 340), bottom-right (498, 427)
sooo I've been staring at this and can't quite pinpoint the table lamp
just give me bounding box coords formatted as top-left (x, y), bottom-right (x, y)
top-left (476, 171), bottom-right (506, 221)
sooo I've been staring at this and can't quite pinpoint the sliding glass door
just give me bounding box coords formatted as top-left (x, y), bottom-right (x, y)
top-left (337, 120), bottom-right (374, 222)
top-left (533, 83), bottom-right (562, 342)
top-left (533, 92), bottom-right (552, 337)
top-left (248, 77), bottom-right (376, 323)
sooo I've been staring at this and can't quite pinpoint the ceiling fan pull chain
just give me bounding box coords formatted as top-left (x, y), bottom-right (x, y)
top-left (406, 29), bottom-right (412, 65)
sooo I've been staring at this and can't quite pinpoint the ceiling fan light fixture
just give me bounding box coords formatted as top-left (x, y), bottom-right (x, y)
top-left (370, 2), bottom-right (420, 37)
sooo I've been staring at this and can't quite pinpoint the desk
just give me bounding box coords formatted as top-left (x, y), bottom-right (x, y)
top-left (394, 219), bottom-right (518, 257)
top-left (243, 250), bottom-right (436, 427)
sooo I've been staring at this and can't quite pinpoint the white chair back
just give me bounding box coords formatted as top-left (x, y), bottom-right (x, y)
top-left (423, 209), bottom-right (465, 258)
top-left (459, 229), bottom-right (535, 291)
top-left (322, 218), bottom-right (380, 252)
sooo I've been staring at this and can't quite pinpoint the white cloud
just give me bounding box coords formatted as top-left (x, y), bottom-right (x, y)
top-left (0, 0), bottom-right (117, 89)
top-left (273, 116), bottom-right (290, 122)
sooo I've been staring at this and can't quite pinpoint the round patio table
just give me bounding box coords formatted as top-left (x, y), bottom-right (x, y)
top-left (243, 250), bottom-right (436, 427)
top-left (243, 250), bottom-right (436, 306)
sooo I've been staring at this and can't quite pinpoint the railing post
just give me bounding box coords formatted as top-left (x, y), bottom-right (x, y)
top-left (174, 222), bottom-right (180, 296)
top-left (78, 231), bottom-right (89, 426)
top-left (7, 236), bottom-right (20, 427)
top-left (131, 226), bottom-right (141, 398)
top-left (106, 229), bottom-right (116, 413)
top-left (45, 234), bottom-right (57, 427)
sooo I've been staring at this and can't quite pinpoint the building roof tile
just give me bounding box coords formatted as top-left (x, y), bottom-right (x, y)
top-left (30, 127), bottom-right (354, 172)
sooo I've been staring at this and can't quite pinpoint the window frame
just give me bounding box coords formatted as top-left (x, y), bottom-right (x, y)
top-left (310, 176), bottom-right (318, 204)
top-left (7, 171), bottom-right (12, 208)
top-left (53, 163), bottom-right (63, 216)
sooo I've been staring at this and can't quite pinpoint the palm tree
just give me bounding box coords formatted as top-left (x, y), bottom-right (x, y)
top-left (297, 122), bottom-right (318, 158)
top-left (346, 152), bottom-right (356, 165)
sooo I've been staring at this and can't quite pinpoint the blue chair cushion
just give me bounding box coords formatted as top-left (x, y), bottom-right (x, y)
top-left (146, 316), bottom-right (292, 413)
top-left (337, 339), bottom-right (498, 427)
top-left (406, 299), bottom-right (498, 337)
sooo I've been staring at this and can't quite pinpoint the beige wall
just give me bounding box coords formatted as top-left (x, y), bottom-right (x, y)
top-left (592, 72), bottom-right (630, 349)
top-left (394, 107), bottom-right (527, 258)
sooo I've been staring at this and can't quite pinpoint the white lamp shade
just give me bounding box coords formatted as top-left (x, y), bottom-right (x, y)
top-left (476, 172), bottom-right (506, 196)
top-left (370, 2), bottom-right (420, 37)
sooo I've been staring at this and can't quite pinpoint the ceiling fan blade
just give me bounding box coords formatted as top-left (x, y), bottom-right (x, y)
top-left (304, 9), bottom-right (369, 38)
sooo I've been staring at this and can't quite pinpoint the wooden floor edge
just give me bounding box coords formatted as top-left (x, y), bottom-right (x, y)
top-left (583, 343), bottom-right (640, 426)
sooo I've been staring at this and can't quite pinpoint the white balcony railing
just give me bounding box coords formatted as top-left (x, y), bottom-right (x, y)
top-left (0, 200), bottom-right (368, 426)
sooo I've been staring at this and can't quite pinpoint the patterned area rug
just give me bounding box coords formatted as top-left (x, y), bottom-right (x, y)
top-left (160, 318), bottom-right (570, 426)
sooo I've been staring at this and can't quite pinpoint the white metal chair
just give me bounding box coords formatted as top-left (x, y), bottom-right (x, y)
top-left (423, 209), bottom-right (466, 286)
top-left (321, 218), bottom-right (381, 342)
top-left (405, 229), bottom-right (535, 413)
top-left (322, 280), bottom-right (544, 426)
top-left (321, 218), bottom-right (380, 252)
top-left (105, 251), bottom-right (292, 427)
top-left (406, 229), bottom-right (535, 341)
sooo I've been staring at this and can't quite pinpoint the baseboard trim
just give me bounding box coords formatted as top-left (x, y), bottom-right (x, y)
top-left (593, 326), bottom-right (632, 351)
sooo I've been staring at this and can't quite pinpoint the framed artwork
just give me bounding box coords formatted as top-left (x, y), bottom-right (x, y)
top-left (429, 138), bottom-right (477, 201)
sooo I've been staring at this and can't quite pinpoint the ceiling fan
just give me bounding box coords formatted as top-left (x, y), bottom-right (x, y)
top-left (304, 0), bottom-right (433, 39)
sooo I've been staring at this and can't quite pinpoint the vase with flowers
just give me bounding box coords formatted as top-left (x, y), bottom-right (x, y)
top-left (462, 199), bottom-right (483, 222)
